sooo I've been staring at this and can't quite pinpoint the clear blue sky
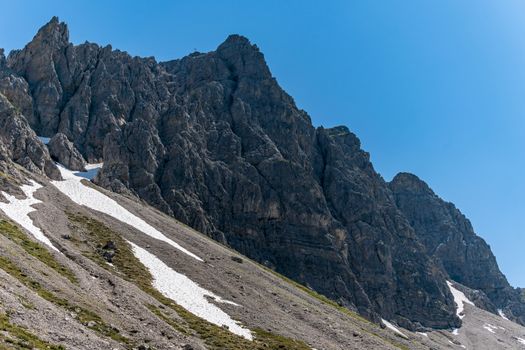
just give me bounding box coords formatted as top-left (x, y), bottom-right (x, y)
top-left (1, 1), bottom-right (523, 286)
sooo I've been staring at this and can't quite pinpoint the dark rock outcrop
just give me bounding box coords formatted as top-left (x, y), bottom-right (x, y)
top-left (0, 93), bottom-right (60, 180)
top-left (48, 133), bottom-right (86, 171)
top-left (7, 16), bottom-right (168, 163)
top-left (389, 172), bottom-right (525, 325)
top-left (0, 44), bottom-right (60, 180)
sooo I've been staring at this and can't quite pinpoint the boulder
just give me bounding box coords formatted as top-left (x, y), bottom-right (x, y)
top-left (48, 133), bottom-right (86, 171)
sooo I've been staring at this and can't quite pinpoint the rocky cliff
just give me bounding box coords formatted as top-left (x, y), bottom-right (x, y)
top-left (1, 17), bottom-right (522, 331)
top-left (0, 49), bottom-right (59, 180)
top-left (390, 172), bottom-right (525, 325)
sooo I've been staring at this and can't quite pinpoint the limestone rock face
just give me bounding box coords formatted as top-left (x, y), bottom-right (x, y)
top-left (0, 93), bottom-right (60, 180)
top-left (389, 172), bottom-right (525, 325)
top-left (0, 50), bottom-right (34, 123)
top-left (7, 17), bottom-right (167, 162)
top-left (48, 133), bottom-right (86, 171)
top-left (3, 17), bottom-right (523, 331)
top-left (0, 47), bottom-right (60, 180)
top-left (99, 34), bottom-right (457, 329)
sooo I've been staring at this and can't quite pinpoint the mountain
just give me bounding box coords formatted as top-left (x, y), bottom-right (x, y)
top-left (389, 173), bottom-right (525, 325)
top-left (0, 17), bottom-right (524, 349)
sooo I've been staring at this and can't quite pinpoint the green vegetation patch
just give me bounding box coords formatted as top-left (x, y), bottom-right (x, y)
top-left (0, 220), bottom-right (77, 284)
top-left (68, 213), bottom-right (311, 350)
top-left (0, 171), bottom-right (17, 184)
top-left (66, 213), bottom-right (153, 289)
top-left (0, 313), bottom-right (65, 350)
top-left (0, 255), bottom-right (129, 345)
top-left (17, 295), bottom-right (35, 311)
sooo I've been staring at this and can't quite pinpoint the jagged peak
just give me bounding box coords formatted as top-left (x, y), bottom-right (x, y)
top-left (325, 125), bottom-right (351, 136)
top-left (219, 34), bottom-right (253, 49)
top-left (318, 125), bottom-right (363, 149)
top-left (32, 16), bottom-right (69, 48)
top-left (389, 172), bottom-right (434, 195)
top-left (216, 34), bottom-right (271, 79)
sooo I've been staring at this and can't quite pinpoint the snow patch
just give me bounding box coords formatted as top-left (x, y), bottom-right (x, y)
top-left (74, 163), bottom-right (103, 180)
top-left (447, 281), bottom-right (474, 319)
top-left (52, 165), bottom-right (202, 261)
top-left (517, 337), bottom-right (525, 345)
top-left (0, 180), bottom-right (59, 252)
top-left (452, 328), bottom-right (459, 335)
top-left (129, 241), bottom-right (252, 339)
top-left (37, 136), bottom-right (50, 145)
top-left (498, 309), bottom-right (509, 321)
top-left (416, 332), bottom-right (428, 337)
top-left (381, 318), bottom-right (408, 339)
top-left (483, 324), bottom-right (498, 334)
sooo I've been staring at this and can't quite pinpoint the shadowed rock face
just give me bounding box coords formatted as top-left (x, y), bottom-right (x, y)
top-left (5, 17), bottom-right (523, 330)
top-left (389, 172), bottom-right (525, 325)
top-left (48, 133), bottom-right (86, 171)
top-left (0, 54), bottom-right (60, 180)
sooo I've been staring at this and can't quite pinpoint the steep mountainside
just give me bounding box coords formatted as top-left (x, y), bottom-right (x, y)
top-left (390, 173), bottom-right (525, 325)
top-left (3, 17), bottom-right (458, 330)
top-left (0, 164), bottom-right (426, 349)
top-left (0, 156), bottom-right (521, 349)
top-left (0, 50), bottom-right (59, 180)
top-left (0, 17), bottom-right (523, 340)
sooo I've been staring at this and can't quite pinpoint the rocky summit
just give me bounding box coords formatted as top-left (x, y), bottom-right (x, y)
top-left (0, 17), bottom-right (523, 350)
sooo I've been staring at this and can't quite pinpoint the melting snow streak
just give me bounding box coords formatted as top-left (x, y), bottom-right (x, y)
top-left (483, 324), bottom-right (497, 334)
top-left (129, 241), bottom-right (252, 339)
top-left (381, 318), bottom-right (408, 339)
top-left (52, 165), bottom-right (202, 261)
top-left (498, 309), bottom-right (510, 321)
top-left (0, 181), bottom-right (59, 251)
top-left (447, 281), bottom-right (474, 319)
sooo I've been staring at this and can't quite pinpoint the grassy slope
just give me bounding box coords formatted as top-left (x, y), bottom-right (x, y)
top-left (0, 220), bottom-right (130, 348)
top-left (67, 213), bottom-right (312, 350)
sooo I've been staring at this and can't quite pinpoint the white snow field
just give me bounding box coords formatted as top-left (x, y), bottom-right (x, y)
top-left (52, 165), bottom-right (203, 261)
top-left (75, 163), bottom-right (104, 180)
top-left (447, 281), bottom-right (474, 319)
top-left (517, 337), bottom-right (525, 345)
top-left (381, 318), bottom-right (408, 339)
top-left (129, 241), bottom-right (252, 340)
top-left (0, 180), bottom-right (59, 252)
